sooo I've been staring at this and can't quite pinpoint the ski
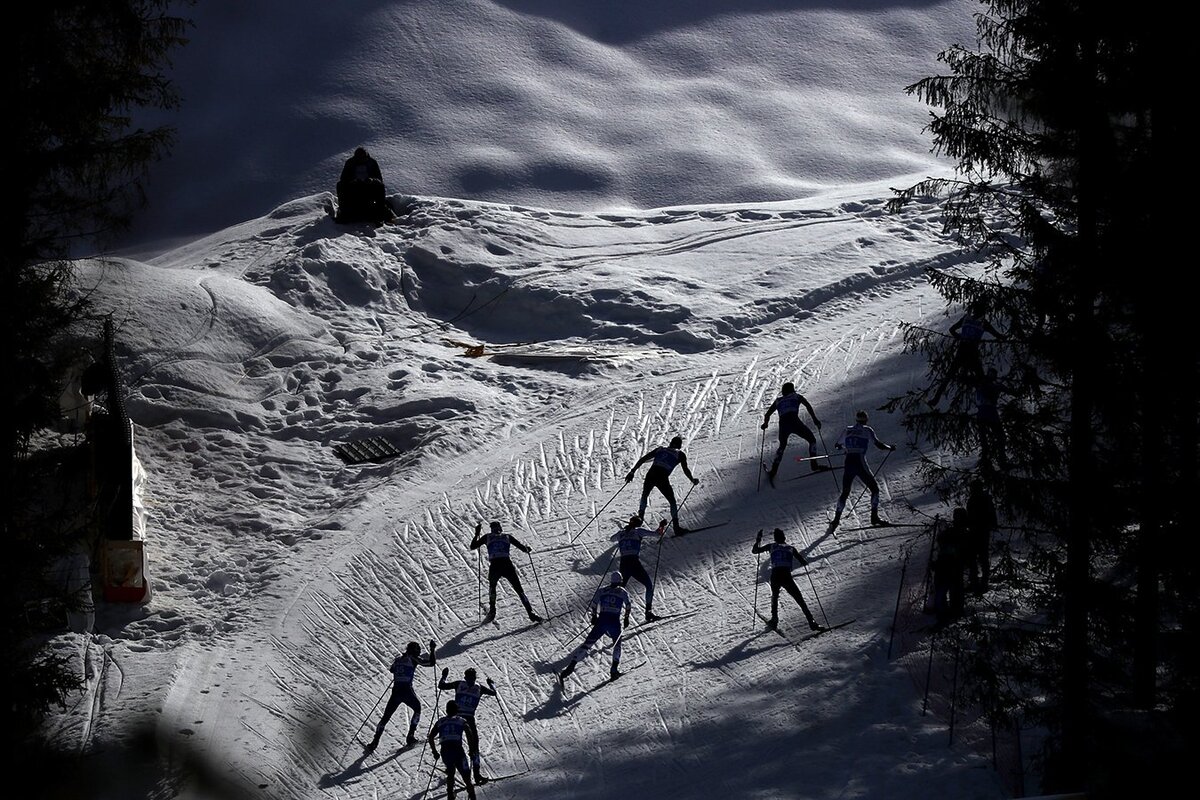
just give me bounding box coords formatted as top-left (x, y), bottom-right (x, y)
top-left (756, 614), bottom-right (855, 643)
top-left (838, 522), bottom-right (922, 532)
top-left (360, 737), bottom-right (418, 758)
top-left (638, 609), bottom-right (697, 626)
top-left (623, 609), bottom-right (700, 642)
top-left (672, 521), bottom-right (730, 537)
top-left (426, 771), bottom-right (526, 799)
top-left (558, 660), bottom-right (647, 691)
top-left (786, 467), bottom-right (843, 481)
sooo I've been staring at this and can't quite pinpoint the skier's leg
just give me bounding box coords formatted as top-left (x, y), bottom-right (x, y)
top-left (660, 478), bottom-right (680, 527)
top-left (770, 428), bottom-right (789, 473)
top-left (783, 576), bottom-right (819, 629)
top-left (369, 686), bottom-right (402, 748)
top-left (401, 686), bottom-right (421, 744)
top-left (638, 477), bottom-right (652, 518)
top-left (484, 562), bottom-right (500, 620)
top-left (768, 572), bottom-right (782, 624)
top-left (631, 561), bottom-right (655, 615)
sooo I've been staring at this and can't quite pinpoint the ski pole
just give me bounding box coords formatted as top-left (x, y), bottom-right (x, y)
top-left (757, 426), bottom-right (766, 491)
top-left (493, 687), bottom-right (530, 771)
top-left (570, 482), bottom-right (626, 543)
top-left (340, 681), bottom-right (390, 761)
top-left (818, 428), bottom-right (842, 491)
top-left (471, 522), bottom-right (483, 621)
top-left (670, 480), bottom-right (698, 531)
top-left (563, 616), bottom-right (596, 648)
top-left (422, 754), bottom-right (441, 798)
top-left (584, 545), bottom-right (620, 616)
top-left (803, 559), bottom-right (830, 627)
top-left (417, 678), bottom-right (442, 769)
top-left (650, 521), bottom-right (668, 587)
top-left (752, 533), bottom-right (762, 625)
top-left (527, 549), bottom-right (549, 618)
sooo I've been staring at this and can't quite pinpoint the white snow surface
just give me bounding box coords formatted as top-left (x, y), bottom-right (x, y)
top-left (43, 1), bottom-right (1017, 798)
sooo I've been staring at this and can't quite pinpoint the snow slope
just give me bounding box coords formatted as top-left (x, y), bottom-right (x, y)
top-left (49, 182), bottom-right (1008, 799)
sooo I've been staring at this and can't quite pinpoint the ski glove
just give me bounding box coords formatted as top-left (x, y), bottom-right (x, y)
top-left (760, 422), bottom-right (768, 430)
top-left (441, 667), bottom-right (449, 679)
top-left (691, 477), bottom-right (700, 485)
top-left (625, 471), bottom-right (634, 483)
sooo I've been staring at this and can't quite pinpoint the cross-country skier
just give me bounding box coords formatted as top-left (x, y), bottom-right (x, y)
top-left (927, 304), bottom-right (1005, 406)
top-left (611, 514), bottom-right (667, 622)
top-left (437, 667), bottom-right (497, 785)
top-left (752, 529), bottom-right (824, 632)
top-left (470, 521), bottom-right (542, 623)
top-left (760, 381), bottom-right (826, 484)
top-left (428, 700), bottom-right (480, 800)
top-left (965, 479), bottom-right (997, 595)
top-left (558, 571), bottom-right (632, 683)
top-left (931, 508), bottom-right (968, 627)
top-left (365, 639), bottom-right (436, 753)
top-left (828, 410), bottom-right (896, 530)
top-left (625, 436), bottom-right (699, 534)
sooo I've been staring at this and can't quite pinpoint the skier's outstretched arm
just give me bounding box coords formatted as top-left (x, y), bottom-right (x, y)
top-left (680, 454), bottom-right (699, 485)
top-left (800, 396), bottom-right (821, 428)
top-left (626, 450), bottom-right (654, 482)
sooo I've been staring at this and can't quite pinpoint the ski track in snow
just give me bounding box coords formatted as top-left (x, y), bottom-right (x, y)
top-left (70, 190), bottom-right (1003, 799)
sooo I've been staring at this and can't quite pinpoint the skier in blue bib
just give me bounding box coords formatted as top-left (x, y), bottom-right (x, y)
top-left (829, 410), bottom-right (896, 530)
top-left (761, 381), bottom-right (825, 483)
top-left (428, 700), bottom-right (479, 800)
top-left (558, 571), bottom-right (632, 684)
top-left (752, 529), bottom-right (823, 631)
top-left (437, 667), bottom-right (497, 785)
top-left (470, 521), bottom-right (542, 623)
top-left (365, 639), bottom-right (436, 753)
top-left (625, 436), bottom-right (699, 534)
top-left (612, 515), bottom-right (667, 622)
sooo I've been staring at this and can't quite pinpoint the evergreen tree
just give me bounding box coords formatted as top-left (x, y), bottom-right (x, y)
top-left (886, 2), bottom-right (1189, 793)
top-left (2, 0), bottom-right (192, 755)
